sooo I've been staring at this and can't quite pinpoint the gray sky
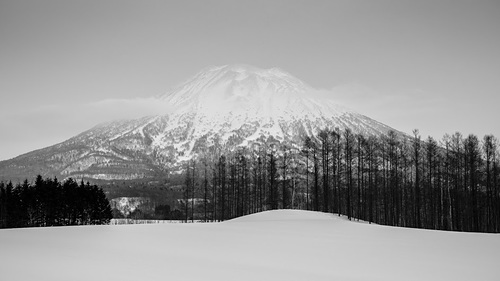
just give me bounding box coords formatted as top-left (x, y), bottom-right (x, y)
top-left (0, 0), bottom-right (499, 161)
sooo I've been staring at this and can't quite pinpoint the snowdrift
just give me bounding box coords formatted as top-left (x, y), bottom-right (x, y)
top-left (1, 210), bottom-right (499, 281)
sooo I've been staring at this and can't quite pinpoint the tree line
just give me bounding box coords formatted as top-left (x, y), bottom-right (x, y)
top-left (0, 175), bottom-right (112, 228)
top-left (183, 129), bottom-right (500, 233)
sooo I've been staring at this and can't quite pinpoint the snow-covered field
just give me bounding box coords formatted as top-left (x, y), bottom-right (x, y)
top-left (1, 210), bottom-right (499, 281)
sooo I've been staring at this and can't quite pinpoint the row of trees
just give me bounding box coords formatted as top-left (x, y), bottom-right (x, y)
top-left (183, 129), bottom-right (500, 233)
top-left (112, 204), bottom-right (184, 220)
top-left (0, 175), bottom-right (112, 228)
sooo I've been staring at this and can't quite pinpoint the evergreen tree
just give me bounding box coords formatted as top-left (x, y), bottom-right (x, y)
top-left (0, 176), bottom-right (112, 228)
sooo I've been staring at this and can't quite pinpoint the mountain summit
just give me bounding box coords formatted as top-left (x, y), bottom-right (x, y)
top-left (160, 64), bottom-right (350, 120)
top-left (0, 65), bottom-right (398, 181)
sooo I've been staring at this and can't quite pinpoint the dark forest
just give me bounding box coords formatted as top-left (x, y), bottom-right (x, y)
top-left (0, 175), bottom-right (112, 228)
top-left (182, 129), bottom-right (500, 233)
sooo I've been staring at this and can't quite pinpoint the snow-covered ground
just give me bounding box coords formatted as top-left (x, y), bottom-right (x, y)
top-left (0, 210), bottom-right (499, 281)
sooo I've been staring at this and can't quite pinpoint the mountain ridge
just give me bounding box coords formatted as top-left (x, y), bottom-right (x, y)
top-left (0, 65), bottom-right (402, 182)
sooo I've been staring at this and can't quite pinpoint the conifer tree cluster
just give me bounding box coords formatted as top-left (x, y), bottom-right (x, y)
top-left (0, 175), bottom-right (112, 228)
top-left (182, 129), bottom-right (500, 233)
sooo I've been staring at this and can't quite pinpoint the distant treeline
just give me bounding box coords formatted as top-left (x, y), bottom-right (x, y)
top-left (113, 204), bottom-right (185, 221)
top-left (183, 129), bottom-right (500, 233)
top-left (0, 175), bottom-right (112, 228)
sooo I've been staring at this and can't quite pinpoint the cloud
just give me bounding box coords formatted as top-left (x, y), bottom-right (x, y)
top-left (0, 97), bottom-right (174, 160)
top-left (328, 83), bottom-right (445, 114)
top-left (324, 83), bottom-right (452, 137)
top-left (87, 97), bottom-right (175, 122)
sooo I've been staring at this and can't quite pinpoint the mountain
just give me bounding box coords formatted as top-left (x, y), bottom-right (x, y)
top-left (0, 64), bottom-right (399, 182)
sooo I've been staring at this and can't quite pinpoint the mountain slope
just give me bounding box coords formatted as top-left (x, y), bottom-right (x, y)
top-left (0, 65), bottom-right (400, 181)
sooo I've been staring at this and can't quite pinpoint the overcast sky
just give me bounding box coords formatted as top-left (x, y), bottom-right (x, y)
top-left (0, 0), bottom-right (499, 161)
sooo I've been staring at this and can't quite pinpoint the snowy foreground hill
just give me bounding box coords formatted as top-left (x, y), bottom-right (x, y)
top-left (1, 210), bottom-right (499, 281)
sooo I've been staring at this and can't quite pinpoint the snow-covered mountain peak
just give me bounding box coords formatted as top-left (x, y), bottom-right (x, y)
top-left (158, 64), bottom-right (345, 117)
top-left (204, 64), bottom-right (298, 80)
top-left (0, 64), bottom-right (400, 181)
